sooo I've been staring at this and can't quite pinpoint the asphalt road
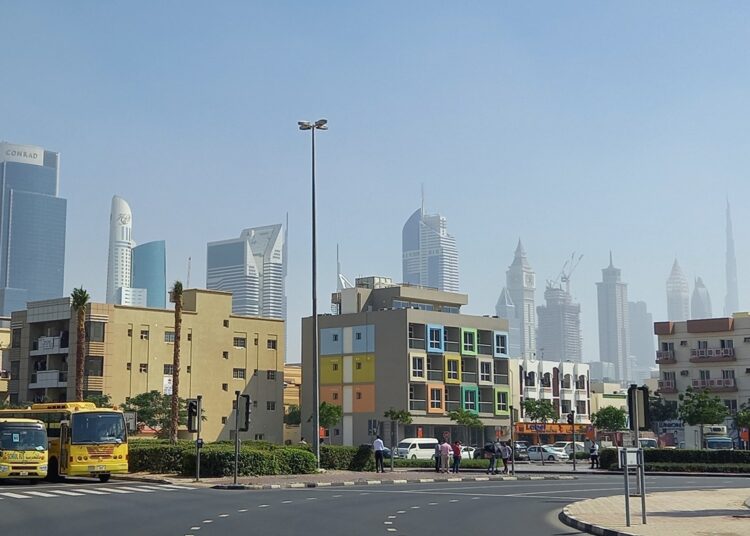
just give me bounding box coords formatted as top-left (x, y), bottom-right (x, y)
top-left (0, 475), bottom-right (747, 536)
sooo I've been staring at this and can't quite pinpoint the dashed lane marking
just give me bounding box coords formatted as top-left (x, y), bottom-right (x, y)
top-left (23, 491), bottom-right (57, 498)
top-left (116, 486), bottom-right (155, 493)
top-left (75, 489), bottom-right (109, 495)
top-left (0, 492), bottom-right (31, 499)
top-left (48, 490), bottom-right (84, 497)
top-left (97, 487), bottom-right (133, 494)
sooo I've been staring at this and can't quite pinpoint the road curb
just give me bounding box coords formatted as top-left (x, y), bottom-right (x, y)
top-left (558, 506), bottom-right (637, 536)
top-left (211, 474), bottom-right (574, 490)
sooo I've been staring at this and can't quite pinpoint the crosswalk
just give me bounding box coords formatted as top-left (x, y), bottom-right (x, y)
top-left (0, 484), bottom-right (195, 501)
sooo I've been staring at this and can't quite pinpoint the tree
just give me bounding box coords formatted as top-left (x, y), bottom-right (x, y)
top-left (448, 408), bottom-right (483, 445)
top-left (678, 387), bottom-right (729, 449)
top-left (169, 281), bottom-right (183, 444)
top-left (85, 393), bottom-right (113, 408)
top-left (522, 399), bottom-right (557, 463)
top-left (734, 404), bottom-right (750, 448)
top-left (649, 396), bottom-right (678, 430)
top-left (284, 404), bottom-right (302, 425)
top-left (71, 287), bottom-right (90, 401)
top-left (318, 402), bottom-right (343, 442)
top-left (122, 391), bottom-right (187, 439)
top-left (591, 406), bottom-right (628, 447)
top-left (384, 408), bottom-right (413, 471)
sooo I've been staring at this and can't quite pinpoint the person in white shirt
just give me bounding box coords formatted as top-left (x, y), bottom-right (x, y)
top-left (373, 435), bottom-right (385, 473)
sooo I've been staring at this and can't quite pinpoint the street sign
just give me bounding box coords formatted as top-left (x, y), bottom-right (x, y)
top-left (618, 447), bottom-right (639, 468)
top-left (123, 411), bottom-right (137, 433)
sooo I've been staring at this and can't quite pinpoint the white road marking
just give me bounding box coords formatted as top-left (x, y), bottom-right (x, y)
top-left (75, 489), bottom-right (109, 495)
top-left (282, 500), bottom-right (293, 504)
top-left (48, 490), bottom-right (84, 496)
top-left (449, 499), bottom-right (459, 503)
top-left (332, 494), bottom-right (342, 498)
top-left (384, 521), bottom-right (393, 525)
top-left (388, 515), bottom-right (397, 518)
top-left (410, 506), bottom-right (420, 509)
top-left (428, 502), bottom-right (438, 505)
top-left (96, 487), bottom-right (133, 494)
top-left (117, 486), bottom-right (156, 493)
top-left (190, 528), bottom-right (201, 531)
top-left (238, 509), bottom-right (248, 512)
top-left (218, 514), bottom-right (229, 518)
top-left (24, 491), bottom-right (57, 498)
top-left (0, 492), bottom-right (31, 499)
top-left (202, 520), bottom-right (213, 524)
top-left (158, 484), bottom-right (196, 490)
top-left (258, 504), bottom-right (269, 508)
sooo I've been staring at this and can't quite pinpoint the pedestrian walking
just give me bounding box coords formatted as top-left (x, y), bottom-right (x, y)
top-left (373, 435), bottom-right (385, 473)
top-left (439, 439), bottom-right (452, 473)
top-left (492, 440), bottom-right (503, 475)
top-left (451, 441), bottom-right (462, 473)
top-left (589, 442), bottom-right (600, 469)
top-left (500, 442), bottom-right (512, 474)
top-left (434, 441), bottom-right (442, 473)
top-left (484, 441), bottom-right (497, 474)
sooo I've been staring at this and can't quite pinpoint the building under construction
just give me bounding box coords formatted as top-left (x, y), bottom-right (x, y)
top-left (536, 254), bottom-right (583, 363)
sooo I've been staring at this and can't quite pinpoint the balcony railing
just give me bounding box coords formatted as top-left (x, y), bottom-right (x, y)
top-left (427, 369), bottom-right (443, 381)
top-left (29, 370), bottom-right (68, 389)
top-left (409, 399), bottom-right (426, 411)
top-left (446, 401), bottom-right (460, 411)
top-left (461, 372), bottom-right (477, 383)
top-left (444, 341), bottom-right (460, 352)
top-left (408, 338), bottom-right (425, 350)
top-left (656, 350), bottom-right (676, 364)
top-left (478, 401), bottom-right (494, 414)
top-left (658, 379), bottom-right (677, 393)
top-left (477, 343), bottom-right (493, 355)
top-left (493, 373), bottom-right (509, 385)
top-left (691, 378), bottom-right (737, 391)
top-left (689, 348), bottom-right (736, 363)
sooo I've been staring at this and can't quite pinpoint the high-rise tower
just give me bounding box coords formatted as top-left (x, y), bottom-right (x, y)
top-left (206, 224), bottom-right (286, 319)
top-left (666, 259), bottom-right (690, 321)
top-left (596, 252), bottom-right (630, 383)
top-left (501, 240), bottom-right (536, 360)
top-left (536, 284), bottom-right (582, 363)
top-left (495, 287), bottom-right (520, 358)
top-left (0, 142), bottom-right (67, 315)
top-left (691, 277), bottom-right (712, 320)
top-left (725, 201), bottom-right (739, 316)
top-left (402, 207), bottom-right (459, 292)
top-left (106, 196), bottom-right (135, 304)
top-left (628, 300), bottom-right (654, 382)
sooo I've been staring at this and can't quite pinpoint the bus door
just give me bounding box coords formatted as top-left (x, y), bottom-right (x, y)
top-left (60, 421), bottom-right (70, 474)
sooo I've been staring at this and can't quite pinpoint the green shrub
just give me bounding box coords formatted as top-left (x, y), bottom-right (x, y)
top-left (643, 463), bottom-right (750, 473)
top-left (392, 458), bottom-right (491, 469)
top-left (129, 442), bottom-right (194, 473)
top-left (182, 445), bottom-right (317, 477)
top-left (320, 445), bottom-right (375, 471)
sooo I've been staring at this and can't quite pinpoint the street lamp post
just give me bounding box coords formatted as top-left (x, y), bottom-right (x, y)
top-left (298, 119), bottom-right (328, 469)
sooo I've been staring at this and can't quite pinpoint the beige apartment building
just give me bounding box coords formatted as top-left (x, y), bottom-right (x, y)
top-left (655, 316), bottom-right (750, 415)
top-left (0, 317), bottom-right (10, 403)
top-left (6, 289), bottom-right (284, 442)
top-left (283, 363), bottom-right (302, 443)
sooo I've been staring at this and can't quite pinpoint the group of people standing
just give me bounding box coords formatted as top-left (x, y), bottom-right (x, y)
top-left (483, 441), bottom-right (513, 475)
top-left (433, 438), bottom-right (464, 473)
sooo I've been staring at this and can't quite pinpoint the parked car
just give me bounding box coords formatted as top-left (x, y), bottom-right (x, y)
top-left (513, 444), bottom-right (530, 461)
top-left (527, 445), bottom-right (569, 462)
top-left (549, 441), bottom-right (585, 455)
top-left (394, 438), bottom-right (439, 459)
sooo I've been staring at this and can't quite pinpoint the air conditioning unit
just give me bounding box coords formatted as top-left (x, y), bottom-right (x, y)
top-left (680, 370), bottom-right (689, 376)
top-left (745, 368), bottom-right (750, 374)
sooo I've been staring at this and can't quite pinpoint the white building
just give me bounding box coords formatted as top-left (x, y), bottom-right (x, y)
top-left (666, 259), bottom-right (690, 322)
top-left (498, 240), bottom-right (536, 360)
top-left (691, 277), bottom-right (713, 320)
top-left (106, 196), bottom-right (145, 306)
top-left (206, 224), bottom-right (286, 319)
top-left (402, 207), bottom-right (459, 292)
top-left (596, 253), bottom-right (630, 383)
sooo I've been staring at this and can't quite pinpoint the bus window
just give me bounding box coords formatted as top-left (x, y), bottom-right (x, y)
top-left (71, 413), bottom-right (126, 444)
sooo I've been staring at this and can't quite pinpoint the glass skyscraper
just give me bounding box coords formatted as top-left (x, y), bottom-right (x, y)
top-left (132, 240), bottom-right (167, 308)
top-left (0, 142), bottom-right (67, 315)
top-left (402, 207), bottom-right (459, 292)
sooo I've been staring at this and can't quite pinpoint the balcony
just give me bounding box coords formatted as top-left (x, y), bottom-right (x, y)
top-left (427, 369), bottom-right (443, 381)
top-left (478, 401), bottom-right (494, 414)
top-left (493, 373), bottom-right (509, 385)
top-left (658, 379), bottom-right (677, 394)
top-left (409, 399), bottom-right (426, 411)
top-left (477, 343), bottom-right (493, 355)
top-left (656, 350), bottom-right (676, 364)
top-left (30, 336), bottom-right (69, 356)
top-left (461, 371), bottom-right (477, 383)
top-left (689, 348), bottom-right (736, 363)
top-left (446, 400), bottom-right (460, 411)
top-left (691, 378), bottom-right (737, 392)
top-left (408, 338), bottom-right (425, 350)
top-left (29, 370), bottom-right (68, 389)
top-left (444, 341), bottom-right (460, 353)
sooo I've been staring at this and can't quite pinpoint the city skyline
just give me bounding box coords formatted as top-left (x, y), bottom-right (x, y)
top-left (4, 3), bottom-right (750, 365)
top-left (402, 205), bottom-right (459, 292)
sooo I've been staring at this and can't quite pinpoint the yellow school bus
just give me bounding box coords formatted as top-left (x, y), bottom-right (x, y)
top-left (0, 402), bottom-right (127, 482)
top-left (0, 418), bottom-right (48, 480)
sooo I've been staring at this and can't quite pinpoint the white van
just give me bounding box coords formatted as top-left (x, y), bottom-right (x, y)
top-left (394, 437), bottom-right (439, 459)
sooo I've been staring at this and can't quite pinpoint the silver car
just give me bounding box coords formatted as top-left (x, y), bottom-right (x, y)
top-left (527, 445), bottom-right (569, 462)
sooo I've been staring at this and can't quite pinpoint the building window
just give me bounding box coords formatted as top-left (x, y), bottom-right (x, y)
top-left (463, 389), bottom-right (477, 411)
top-left (187, 333), bottom-right (192, 341)
top-left (480, 361), bottom-right (492, 382)
top-left (447, 360), bottom-right (459, 380)
top-left (494, 333), bottom-right (507, 355)
top-left (332, 333), bottom-right (339, 342)
top-left (355, 362), bottom-right (362, 370)
top-left (428, 326), bottom-right (442, 351)
top-left (223, 320), bottom-right (230, 328)
top-left (222, 383), bottom-right (228, 391)
top-left (11, 328), bottom-right (21, 348)
top-left (254, 337), bottom-right (258, 346)
top-left (332, 392), bottom-right (339, 400)
top-left (233, 368), bottom-right (246, 379)
top-left (222, 351), bottom-right (229, 359)
top-left (412, 356), bottom-right (424, 377)
top-left (127, 328), bottom-right (133, 337)
top-left (722, 369), bottom-right (735, 379)
top-left (186, 365), bottom-right (191, 373)
top-left (430, 388), bottom-right (442, 409)
top-left (697, 340), bottom-right (708, 350)
top-left (126, 363), bottom-right (131, 371)
top-left (221, 417), bottom-right (227, 424)
top-left (254, 434), bottom-right (264, 440)
top-left (267, 370), bottom-right (276, 380)
top-left (267, 401), bottom-right (276, 411)
top-left (164, 331), bottom-right (175, 343)
top-left (139, 364), bottom-right (148, 373)
top-left (724, 399), bottom-right (738, 414)
top-left (355, 332), bottom-right (362, 340)
top-left (85, 322), bottom-right (106, 342)
top-left (525, 371), bottom-right (536, 386)
top-left (356, 391), bottom-right (362, 400)
top-left (163, 364), bottom-right (173, 375)
top-left (233, 337), bottom-right (247, 348)
top-left (84, 356), bottom-right (104, 376)
top-left (720, 339), bottom-right (734, 349)
top-left (495, 391), bottom-right (508, 412)
top-left (253, 400), bottom-right (258, 408)
top-left (661, 341), bottom-right (675, 351)
top-left (462, 330), bottom-right (476, 353)
top-left (332, 362), bottom-right (339, 371)
top-left (267, 339), bottom-right (277, 350)
top-left (140, 330), bottom-right (149, 340)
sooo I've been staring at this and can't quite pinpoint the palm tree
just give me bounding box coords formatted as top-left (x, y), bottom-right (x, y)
top-left (169, 281), bottom-right (183, 444)
top-left (71, 287), bottom-right (90, 401)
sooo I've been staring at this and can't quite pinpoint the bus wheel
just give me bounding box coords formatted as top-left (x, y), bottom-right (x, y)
top-left (46, 458), bottom-right (61, 482)
top-left (98, 474), bottom-right (111, 483)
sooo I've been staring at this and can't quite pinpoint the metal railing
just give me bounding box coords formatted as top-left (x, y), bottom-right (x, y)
top-left (478, 402), bottom-right (494, 414)
top-left (444, 341), bottom-right (460, 352)
top-left (409, 399), bottom-right (426, 411)
top-left (461, 371), bottom-right (477, 383)
top-left (493, 373), bottom-right (509, 385)
top-left (446, 401), bottom-right (460, 411)
top-left (691, 378), bottom-right (736, 389)
top-left (408, 338), bottom-right (425, 350)
top-left (477, 343), bottom-right (493, 355)
top-left (427, 370), bottom-right (443, 381)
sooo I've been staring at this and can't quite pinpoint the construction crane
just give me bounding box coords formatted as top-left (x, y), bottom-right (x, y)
top-left (559, 252), bottom-right (583, 295)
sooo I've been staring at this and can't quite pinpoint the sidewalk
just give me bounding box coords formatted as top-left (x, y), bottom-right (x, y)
top-left (561, 488), bottom-right (750, 536)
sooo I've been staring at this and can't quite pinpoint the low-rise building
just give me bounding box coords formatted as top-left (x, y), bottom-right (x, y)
top-left (301, 277), bottom-right (511, 446)
top-left (0, 316), bottom-right (10, 403)
top-left (655, 316), bottom-right (749, 416)
top-left (6, 289), bottom-right (284, 442)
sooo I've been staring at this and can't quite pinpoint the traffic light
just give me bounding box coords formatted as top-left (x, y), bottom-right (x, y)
top-left (628, 384), bottom-right (651, 431)
top-left (187, 399), bottom-right (199, 433)
top-left (567, 411), bottom-right (575, 425)
top-left (238, 394), bottom-right (251, 432)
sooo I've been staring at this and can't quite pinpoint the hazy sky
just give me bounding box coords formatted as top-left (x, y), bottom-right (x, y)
top-left (3, 2), bottom-right (750, 364)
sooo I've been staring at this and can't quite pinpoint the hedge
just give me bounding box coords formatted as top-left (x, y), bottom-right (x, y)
top-left (182, 446), bottom-right (317, 477)
top-left (129, 442), bottom-right (194, 473)
top-left (598, 448), bottom-right (750, 471)
top-left (320, 445), bottom-right (374, 471)
top-left (644, 463), bottom-right (750, 473)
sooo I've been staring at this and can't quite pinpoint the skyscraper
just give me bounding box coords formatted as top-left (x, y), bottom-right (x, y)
top-left (402, 207), bottom-right (459, 292)
top-left (628, 300), bottom-right (654, 381)
top-left (725, 201), bottom-right (739, 316)
top-left (690, 277), bottom-right (712, 320)
top-left (536, 284), bottom-right (582, 363)
top-left (0, 142), bottom-right (67, 315)
top-left (499, 240), bottom-right (536, 360)
top-left (596, 253), bottom-right (629, 383)
top-left (495, 288), bottom-right (520, 358)
top-left (106, 195), bottom-right (166, 307)
top-left (206, 224), bottom-right (286, 319)
top-left (666, 259), bottom-right (690, 321)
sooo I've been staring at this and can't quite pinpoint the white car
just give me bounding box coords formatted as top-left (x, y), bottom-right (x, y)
top-left (549, 441), bottom-right (585, 455)
top-left (431, 445), bottom-right (476, 460)
top-left (527, 445), bottom-right (569, 462)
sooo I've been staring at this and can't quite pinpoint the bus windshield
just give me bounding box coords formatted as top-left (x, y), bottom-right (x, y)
top-left (71, 413), bottom-right (126, 444)
top-left (0, 424), bottom-right (47, 451)
top-left (706, 437), bottom-right (733, 450)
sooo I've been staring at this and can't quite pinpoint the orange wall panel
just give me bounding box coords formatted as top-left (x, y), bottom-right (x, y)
top-left (352, 384), bottom-right (375, 413)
